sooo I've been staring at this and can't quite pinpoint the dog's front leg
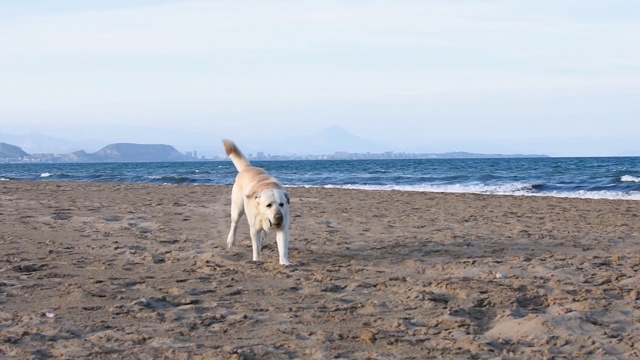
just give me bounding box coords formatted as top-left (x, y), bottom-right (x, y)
top-left (249, 228), bottom-right (263, 262)
top-left (275, 229), bottom-right (291, 266)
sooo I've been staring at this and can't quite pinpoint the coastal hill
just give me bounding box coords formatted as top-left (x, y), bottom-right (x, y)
top-left (0, 142), bottom-right (29, 159)
top-left (73, 143), bottom-right (185, 162)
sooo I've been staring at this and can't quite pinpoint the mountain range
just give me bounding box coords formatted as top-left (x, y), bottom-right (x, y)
top-left (1, 126), bottom-right (549, 162)
top-left (0, 142), bottom-right (187, 162)
top-left (1, 126), bottom-right (392, 158)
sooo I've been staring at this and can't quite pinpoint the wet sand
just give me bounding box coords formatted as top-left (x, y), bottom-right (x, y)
top-left (1, 181), bottom-right (639, 359)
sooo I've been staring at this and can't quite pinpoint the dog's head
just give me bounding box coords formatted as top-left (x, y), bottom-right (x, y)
top-left (254, 189), bottom-right (290, 230)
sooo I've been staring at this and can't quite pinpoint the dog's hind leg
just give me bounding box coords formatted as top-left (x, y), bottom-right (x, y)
top-left (226, 199), bottom-right (243, 248)
top-left (226, 222), bottom-right (239, 248)
top-left (226, 218), bottom-right (239, 249)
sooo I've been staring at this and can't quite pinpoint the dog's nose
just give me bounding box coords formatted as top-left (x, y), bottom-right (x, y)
top-left (273, 212), bottom-right (283, 226)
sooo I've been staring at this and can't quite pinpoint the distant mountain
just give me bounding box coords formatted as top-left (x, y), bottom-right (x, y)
top-left (251, 125), bottom-right (390, 155)
top-left (0, 132), bottom-right (104, 154)
top-left (0, 142), bottom-right (29, 159)
top-left (72, 143), bottom-right (185, 162)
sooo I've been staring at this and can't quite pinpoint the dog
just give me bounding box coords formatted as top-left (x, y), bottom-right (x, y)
top-left (222, 140), bottom-right (292, 265)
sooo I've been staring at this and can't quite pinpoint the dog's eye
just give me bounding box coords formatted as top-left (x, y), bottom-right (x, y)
top-left (266, 203), bottom-right (273, 208)
top-left (279, 203), bottom-right (284, 207)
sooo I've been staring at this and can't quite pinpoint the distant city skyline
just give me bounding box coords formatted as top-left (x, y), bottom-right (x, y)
top-left (1, 1), bottom-right (639, 157)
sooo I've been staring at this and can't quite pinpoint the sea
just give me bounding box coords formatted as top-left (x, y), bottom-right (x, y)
top-left (1, 157), bottom-right (640, 201)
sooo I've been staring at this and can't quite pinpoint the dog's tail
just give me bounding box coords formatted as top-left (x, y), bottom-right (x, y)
top-left (222, 139), bottom-right (252, 172)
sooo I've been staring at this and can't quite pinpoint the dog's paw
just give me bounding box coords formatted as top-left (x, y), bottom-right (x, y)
top-left (279, 260), bottom-right (294, 266)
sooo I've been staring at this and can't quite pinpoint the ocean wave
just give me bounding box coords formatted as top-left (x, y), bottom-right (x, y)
top-left (40, 173), bottom-right (53, 178)
top-left (147, 175), bottom-right (197, 184)
top-left (313, 183), bottom-right (640, 201)
top-left (621, 175), bottom-right (640, 183)
top-left (0, 177), bottom-right (9, 181)
top-left (321, 182), bottom-right (538, 195)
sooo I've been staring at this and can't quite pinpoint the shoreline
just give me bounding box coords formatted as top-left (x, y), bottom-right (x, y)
top-left (3, 179), bottom-right (640, 202)
top-left (1, 181), bottom-right (639, 358)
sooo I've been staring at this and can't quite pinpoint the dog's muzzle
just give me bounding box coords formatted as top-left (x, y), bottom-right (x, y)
top-left (270, 211), bottom-right (284, 228)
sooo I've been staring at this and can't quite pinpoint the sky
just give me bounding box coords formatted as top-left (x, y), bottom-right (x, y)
top-left (1, 0), bottom-right (639, 157)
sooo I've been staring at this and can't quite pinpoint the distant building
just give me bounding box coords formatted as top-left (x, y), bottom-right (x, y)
top-left (334, 151), bottom-right (350, 159)
top-left (184, 151), bottom-right (199, 160)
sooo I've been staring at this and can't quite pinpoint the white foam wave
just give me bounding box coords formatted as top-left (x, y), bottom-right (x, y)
top-left (0, 177), bottom-right (9, 181)
top-left (311, 183), bottom-right (640, 201)
top-left (621, 175), bottom-right (640, 183)
top-left (40, 173), bottom-right (53, 178)
top-left (322, 182), bottom-right (537, 196)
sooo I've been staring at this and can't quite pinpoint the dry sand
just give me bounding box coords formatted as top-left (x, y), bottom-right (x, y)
top-left (1, 181), bottom-right (639, 359)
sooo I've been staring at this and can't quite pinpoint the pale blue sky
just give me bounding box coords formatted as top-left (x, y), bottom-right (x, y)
top-left (1, 0), bottom-right (639, 156)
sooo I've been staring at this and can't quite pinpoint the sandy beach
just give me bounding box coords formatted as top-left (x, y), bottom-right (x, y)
top-left (1, 181), bottom-right (639, 359)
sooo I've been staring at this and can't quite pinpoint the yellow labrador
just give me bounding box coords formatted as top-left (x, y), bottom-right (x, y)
top-left (223, 140), bottom-right (291, 265)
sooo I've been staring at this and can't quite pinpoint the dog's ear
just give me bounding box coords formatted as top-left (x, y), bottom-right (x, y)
top-left (246, 191), bottom-right (260, 202)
